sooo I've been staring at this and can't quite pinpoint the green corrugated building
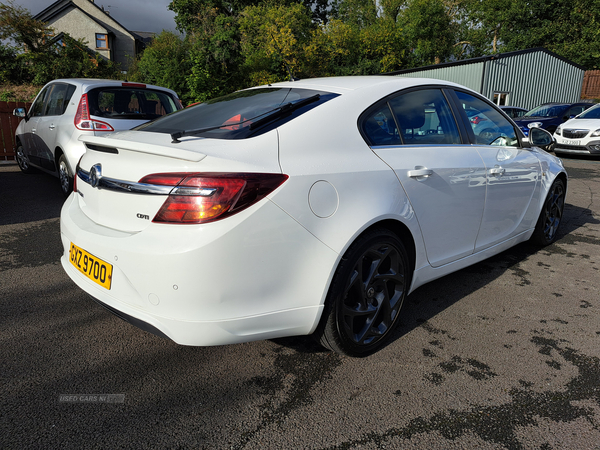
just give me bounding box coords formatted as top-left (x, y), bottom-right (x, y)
top-left (388, 48), bottom-right (585, 110)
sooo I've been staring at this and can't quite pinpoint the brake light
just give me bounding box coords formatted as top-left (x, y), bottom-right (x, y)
top-left (74, 94), bottom-right (115, 131)
top-left (122, 82), bottom-right (146, 88)
top-left (139, 173), bottom-right (288, 224)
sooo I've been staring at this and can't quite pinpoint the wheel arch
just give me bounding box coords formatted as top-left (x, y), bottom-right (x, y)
top-left (54, 146), bottom-right (66, 173)
top-left (555, 171), bottom-right (568, 190)
top-left (366, 219), bottom-right (416, 276)
top-left (330, 218), bottom-right (417, 288)
top-left (314, 218), bottom-right (417, 355)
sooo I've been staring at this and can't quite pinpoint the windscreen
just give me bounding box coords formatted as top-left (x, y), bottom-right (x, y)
top-left (135, 87), bottom-right (339, 139)
top-left (523, 104), bottom-right (567, 118)
top-left (576, 104), bottom-right (600, 119)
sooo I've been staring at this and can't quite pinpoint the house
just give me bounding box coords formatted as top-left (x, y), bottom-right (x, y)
top-left (34, 0), bottom-right (152, 71)
top-left (388, 48), bottom-right (586, 110)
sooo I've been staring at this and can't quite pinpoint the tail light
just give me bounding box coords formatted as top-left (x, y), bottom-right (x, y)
top-left (470, 116), bottom-right (486, 125)
top-left (74, 94), bottom-right (115, 131)
top-left (138, 173), bottom-right (289, 224)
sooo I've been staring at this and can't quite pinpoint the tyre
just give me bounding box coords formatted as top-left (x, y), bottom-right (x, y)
top-left (530, 178), bottom-right (565, 246)
top-left (15, 143), bottom-right (36, 174)
top-left (58, 154), bottom-right (73, 196)
top-left (316, 228), bottom-right (411, 357)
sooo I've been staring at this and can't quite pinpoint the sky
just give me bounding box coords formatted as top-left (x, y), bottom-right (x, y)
top-left (13, 0), bottom-right (178, 34)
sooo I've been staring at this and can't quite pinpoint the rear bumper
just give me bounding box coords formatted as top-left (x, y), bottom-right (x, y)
top-left (60, 192), bottom-right (336, 346)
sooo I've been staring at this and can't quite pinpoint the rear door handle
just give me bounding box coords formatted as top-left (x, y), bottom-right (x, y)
top-left (408, 168), bottom-right (433, 178)
top-left (489, 167), bottom-right (505, 176)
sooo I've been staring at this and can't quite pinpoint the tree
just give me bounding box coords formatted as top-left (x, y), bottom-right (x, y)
top-left (239, 2), bottom-right (315, 84)
top-left (0, 42), bottom-right (21, 83)
top-left (501, 0), bottom-right (600, 69)
top-left (185, 8), bottom-right (243, 102)
top-left (459, 0), bottom-right (527, 55)
top-left (128, 31), bottom-right (192, 103)
top-left (169, 0), bottom-right (256, 33)
top-left (19, 34), bottom-right (119, 85)
top-left (334, 0), bottom-right (378, 28)
top-left (0, 0), bottom-right (50, 52)
top-left (400, 0), bottom-right (457, 66)
top-left (0, 1), bottom-right (120, 84)
top-left (458, 0), bottom-right (600, 69)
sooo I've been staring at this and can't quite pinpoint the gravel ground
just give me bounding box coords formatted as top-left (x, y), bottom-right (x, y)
top-left (1, 157), bottom-right (599, 450)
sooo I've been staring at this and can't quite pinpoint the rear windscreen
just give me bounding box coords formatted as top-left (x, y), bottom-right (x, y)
top-left (135, 87), bottom-right (339, 139)
top-left (87, 87), bottom-right (180, 120)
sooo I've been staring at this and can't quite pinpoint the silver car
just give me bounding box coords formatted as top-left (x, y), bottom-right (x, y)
top-left (13, 79), bottom-right (182, 195)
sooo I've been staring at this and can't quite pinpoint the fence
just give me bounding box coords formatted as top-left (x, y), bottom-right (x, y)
top-left (581, 70), bottom-right (600, 100)
top-left (1, 101), bottom-right (31, 162)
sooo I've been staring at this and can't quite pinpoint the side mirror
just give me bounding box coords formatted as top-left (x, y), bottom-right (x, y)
top-left (13, 107), bottom-right (27, 120)
top-left (529, 127), bottom-right (554, 151)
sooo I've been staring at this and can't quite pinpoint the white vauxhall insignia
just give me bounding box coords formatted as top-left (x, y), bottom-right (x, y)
top-left (60, 76), bottom-right (566, 356)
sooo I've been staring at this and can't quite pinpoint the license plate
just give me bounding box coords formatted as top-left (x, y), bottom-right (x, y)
top-left (564, 139), bottom-right (581, 146)
top-left (69, 243), bottom-right (113, 290)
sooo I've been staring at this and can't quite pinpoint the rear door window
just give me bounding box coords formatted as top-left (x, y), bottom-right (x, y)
top-left (389, 89), bottom-right (461, 145)
top-left (43, 83), bottom-right (76, 116)
top-left (30, 86), bottom-right (51, 117)
top-left (361, 88), bottom-right (461, 146)
top-left (362, 104), bottom-right (401, 146)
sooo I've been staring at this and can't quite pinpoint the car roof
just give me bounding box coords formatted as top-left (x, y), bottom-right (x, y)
top-left (44, 78), bottom-right (179, 97)
top-left (256, 76), bottom-right (468, 95)
top-left (539, 102), bottom-right (591, 107)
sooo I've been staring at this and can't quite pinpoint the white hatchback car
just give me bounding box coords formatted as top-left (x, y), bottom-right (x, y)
top-left (553, 103), bottom-right (600, 156)
top-left (13, 78), bottom-right (182, 195)
top-left (60, 76), bottom-right (566, 356)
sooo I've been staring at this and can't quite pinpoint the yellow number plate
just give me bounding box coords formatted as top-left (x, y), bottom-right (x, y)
top-left (69, 243), bottom-right (113, 290)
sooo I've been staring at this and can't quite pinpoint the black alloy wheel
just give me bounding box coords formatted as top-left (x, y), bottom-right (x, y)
top-left (531, 178), bottom-right (565, 246)
top-left (317, 229), bottom-right (410, 357)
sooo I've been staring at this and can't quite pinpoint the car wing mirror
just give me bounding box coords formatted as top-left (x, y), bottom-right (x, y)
top-left (13, 107), bottom-right (28, 121)
top-left (529, 127), bottom-right (555, 151)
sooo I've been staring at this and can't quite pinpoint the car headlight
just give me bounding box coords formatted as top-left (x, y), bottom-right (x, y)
top-left (591, 128), bottom-right (600, 137)
top-left (555, 125), bottom-right (562, 136)
top-left (527, 122), bottom-right (543, 129)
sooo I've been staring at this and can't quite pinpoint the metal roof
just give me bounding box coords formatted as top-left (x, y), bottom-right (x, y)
top-left (386, 48), bottom-right (586, 75)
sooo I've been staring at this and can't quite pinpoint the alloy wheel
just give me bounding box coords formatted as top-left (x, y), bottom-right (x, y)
top-left (339, 242), bottom-right (406, 347)
top-left (542, 180), bottom-right (565, 242)
top-left (59, 157), bottom-right (72, 195)
top-left (16, 146), bottom-right (29, 171)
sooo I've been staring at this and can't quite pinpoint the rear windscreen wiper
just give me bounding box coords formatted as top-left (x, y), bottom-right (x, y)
top-left (170, 94), bottom-right (321, 143)
top-left (248, 94), bottom-right (320, 130)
